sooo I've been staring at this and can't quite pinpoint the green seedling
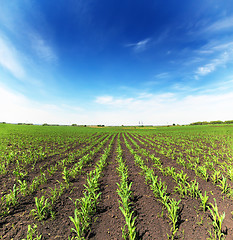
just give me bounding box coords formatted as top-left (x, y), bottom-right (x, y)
top-left (174, 182), bottom-right (188, 197)
top-left (22, 224), bottom-right (42, 240)
top-left (31, 196), bottom-right (50, 221)
top-left (4, 184), bottom-right (18, 207)
top-left (165, 199), bottom-right (181, 238)
top-left (18, 179), bottom-right (28, 196)
top-left (196, 166), bottom-right (209, 181)
top-left (177, 170), bottom-right (189, 184)
top-left (69, 208), bottom-right (85, 239)
top-left (188, 180), bottom-right (200, 198)
top-left (120, 208), bottom-right (137, 240)
top-left (211, 170), bottom-right (221, 184)
top-left (208, 198), bottom-right (225, 239)
top-left (62, 167), bottom-right (70, 187)
top-left (218, 175), bottom-right (229, 194)
top-left (199, 191), bottom-right (209, 212)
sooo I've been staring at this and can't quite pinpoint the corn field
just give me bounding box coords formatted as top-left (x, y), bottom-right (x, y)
top-left (1, 123), bottom-right (233, 239)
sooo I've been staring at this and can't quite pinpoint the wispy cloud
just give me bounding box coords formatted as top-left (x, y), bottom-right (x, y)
top-left (154, 72), bottom-right (170, 79)
top-left (126, 38), bottom-right (151, 52)
top-left (194, 40), bottom-right (233, 77)
top-left (95, 95), bottom-right (134, 107)
top-left (2, 82), bottom-right (233, 126)
top-left (195, 51), bottom-right (230, 76)
top-left (94, 90), bottom-right (233, 125)
top-left (196, 63), bottom-right (216, 76)
top-left (0, 2), bottom-right (57, 64)
top-left (30, 33), bottom-right (57, 63)
top-left (0, 84), bottom-right (85, 125)
top-left (0, 35), bottom-right (25, 79)
top-left (206, 16), bottom-right (233, 32)
top-left (144, 72), bottom-right (170, 86)
top-left (95, 93), bottom-right (175, 110)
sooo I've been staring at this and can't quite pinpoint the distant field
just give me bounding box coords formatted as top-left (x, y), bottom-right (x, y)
top-left (1, 123), bottom-right (233, 239)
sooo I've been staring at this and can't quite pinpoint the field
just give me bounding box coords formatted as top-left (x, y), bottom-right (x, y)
top-left (1, 124), bottom-right (233, 240)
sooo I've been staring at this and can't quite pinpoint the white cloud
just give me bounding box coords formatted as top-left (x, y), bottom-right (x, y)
top-left (0, 85), bottom-right (85, 125)
top-left (206, 16), bottom-right (233, 32)
top-left (196, 63), bottom-right (216, 76)
top-left (94, 91), bottom-right (233, 125)
top-left (0, 36), bottom-right (25, 79)
top-left (154, 72), bottom-right (170, 79)
top-left (1, 84), bottom-right (233, 126)
top-left (95, 95), bottom-right (134, 107)
top-left (195, 50), bottom-right (231, 76)
top-left (126, 38), bottom-right (151, 52)
top-left (95, 93), bottom-right (175, 111)
top-left (30, 33), bottom-right (57, 63)
top-left (0, 2), bottom-right (57, 64)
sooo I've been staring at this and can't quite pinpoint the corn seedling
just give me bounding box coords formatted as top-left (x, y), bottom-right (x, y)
top-left (199, 191), bottom-right (209, 212)
top-left (196, 166), bottom-right (209, 181)
top-left (188, 180), bottom-right (200, 198)
top-left (208, 198), bottom-right (225, 239)
top-left (69, 207), bottom-right (85, 240)
top-left (120, 208), bottom-right (137, 240)
top-left (174, 182), bottom-right (188, 198)
top-left (62, 167), bottom-right (70, 187)
top-left (18, 179), bottom-right (28, 196)
top-left (165, 199), bottom-right (181, 238)
top-left (47, 164), bottom-right (58, 176)
top-left (211, 170), bottom-right (221, 184)
top-left (31, 196), bottom-right (50, 221)
top-left (22, 224), bottom-right (42, 240)
top-left (218, 175), bottom-right (229, 194)
top-left (49, 185), bottom-right (60, 205)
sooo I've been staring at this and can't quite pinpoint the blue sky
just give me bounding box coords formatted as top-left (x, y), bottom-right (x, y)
top-left (1, 0), bottom-right (233, 125)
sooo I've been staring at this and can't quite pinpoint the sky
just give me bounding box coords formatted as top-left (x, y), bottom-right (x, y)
top-left (1, 0), bottom-right (233, 125)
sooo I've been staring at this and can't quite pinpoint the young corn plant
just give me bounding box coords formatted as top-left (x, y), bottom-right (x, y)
top-left (158, 186), bottom-right (169, 205)
top-left (69, 182), bottom-right (100, 238)
top-left (47, 164), bottom-right (58, 176)
top-left (208, 198), bottom-right (225, 239)
top-left (120, 208), bottom-right (137, 240)
top-left (39, 170), bottom-right (47, 184)
top-left (69, 208), bottom-right (85, 240)
top-left (116, 138), bottom-right (137, 240)
top-left (3, 184), bottom-right (19, 211)
top-left (84, 172), bottom-right (102, 211)
top-left (165, 166), bottom-right (175, 177)
top-left (227, 166), bottom-right (233, 181)
top-left (18, 179), bottom-right (28, 196)
top-left (9, 184), bottom-right (18, 206)
top-left (196, 166), bottom-right (209, 181)
top-left (218, 175), bottom-right (229, 194)
top-left (177, 170), bottom-right (189, 185)
top-left (49, 184), bottom-right (62, 205)
top-left (174, 182), bottom-right (188, 198)
top-left (165, 199), bottom-right (181, 239)
top-left (188, 180), bottom-right (200, 199)
top-left (199, 191), bottom-right (209, 212)
top-left (62, 167), bottom-right (70, 187)
top-left (22, 224), bottom-right (42, 240)
top-left (31, 196), bottom-right (50, 221)
top-left (211, 170), bottom-right (221, 184)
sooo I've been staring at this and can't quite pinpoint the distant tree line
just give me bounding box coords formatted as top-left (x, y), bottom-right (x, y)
top-left (190, 120), bottom-right (233, 125)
